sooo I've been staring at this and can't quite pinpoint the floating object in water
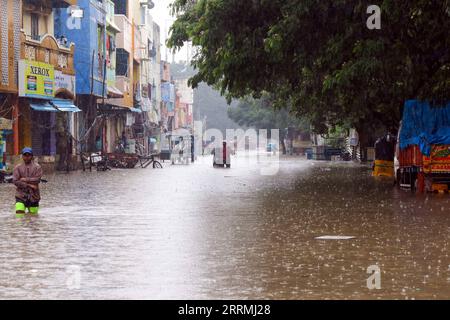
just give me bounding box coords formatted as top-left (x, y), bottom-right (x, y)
top-left (315, 235), bottom-right (355, 240)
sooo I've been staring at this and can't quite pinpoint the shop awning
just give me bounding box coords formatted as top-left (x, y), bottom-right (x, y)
top-left (107, 86), bottom-right (124, 98)
top-left (50, 99), bottom-right (81, 112)
top-left (30, 102), bottom-right (58, 112)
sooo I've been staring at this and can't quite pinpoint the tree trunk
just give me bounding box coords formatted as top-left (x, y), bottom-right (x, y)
top-left (280, 132), bottom-right (287, 154)
top-left (356, 123), bottom-right (369, 163)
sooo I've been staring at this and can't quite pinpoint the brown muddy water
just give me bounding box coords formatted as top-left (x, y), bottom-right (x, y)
top-left (0, 155), bottom-right (449, 299)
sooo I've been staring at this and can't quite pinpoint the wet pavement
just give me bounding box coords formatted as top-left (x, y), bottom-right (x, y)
top-left (0, 154), bottom-right (449, 299)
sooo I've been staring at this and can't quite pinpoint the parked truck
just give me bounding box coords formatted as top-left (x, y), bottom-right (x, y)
top-left (395, 100), bottom-right (450, 193)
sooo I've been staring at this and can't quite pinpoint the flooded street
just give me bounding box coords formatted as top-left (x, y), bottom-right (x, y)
top-left (0, 155), bottom-right (449, 300)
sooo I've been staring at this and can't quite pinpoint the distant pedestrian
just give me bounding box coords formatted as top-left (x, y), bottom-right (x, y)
top-left (13, 148), bottom-right (43, 217)
top-left (121, 131), bottom-right (127, 151)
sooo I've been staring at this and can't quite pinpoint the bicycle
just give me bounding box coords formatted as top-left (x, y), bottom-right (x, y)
top-left (139, 154), bottom-right (163, 169)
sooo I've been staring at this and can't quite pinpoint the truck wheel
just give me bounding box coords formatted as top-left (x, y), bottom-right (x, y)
top-left (226, 164), bottom-right (231, 168)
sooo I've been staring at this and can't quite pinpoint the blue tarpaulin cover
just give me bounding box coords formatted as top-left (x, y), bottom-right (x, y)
top-left (399, 100), bottom-right (450, 156)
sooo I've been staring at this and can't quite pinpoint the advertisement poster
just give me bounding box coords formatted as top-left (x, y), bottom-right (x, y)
top-left (54, 70), bottom-right (75, 96)
top-left (19, 60), bottom-right (55, 99)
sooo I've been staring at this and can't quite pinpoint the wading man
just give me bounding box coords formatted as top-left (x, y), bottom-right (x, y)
top-left (13, 148), bottom-right (43, 217)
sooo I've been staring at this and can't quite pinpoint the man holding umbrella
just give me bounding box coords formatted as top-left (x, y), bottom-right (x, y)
top-left (13, 147), bottom-right (43, 217)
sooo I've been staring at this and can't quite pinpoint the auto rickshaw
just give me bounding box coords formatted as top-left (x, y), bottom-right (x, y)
top-left (373, 133), bottom-right (396, 177)
top-left (212, 141), bottom-right (231, 168)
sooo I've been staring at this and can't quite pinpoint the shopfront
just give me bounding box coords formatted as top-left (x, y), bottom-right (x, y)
top-left (0, 117), bottom-right (13, 170)
top-left (18, 59), bottom-right (79, 169)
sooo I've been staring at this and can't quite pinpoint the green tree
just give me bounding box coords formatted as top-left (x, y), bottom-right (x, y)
top-left (168, 0), bottom-right (450, 160)
top-left (227, 95), bottom-right (309, 154)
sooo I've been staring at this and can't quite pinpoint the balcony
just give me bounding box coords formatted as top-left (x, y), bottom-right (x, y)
top-left (105, 75), bottom-right (133, 108)
top-left (21, 32), bottom-right (75, 75)
top-left (106, 0), bottom-right (121, 32)
top-left (115, 15), bottom-right (132, 53)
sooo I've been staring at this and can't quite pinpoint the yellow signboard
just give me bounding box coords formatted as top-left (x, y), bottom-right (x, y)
top-left (19, 60), bottom-right (55, 99)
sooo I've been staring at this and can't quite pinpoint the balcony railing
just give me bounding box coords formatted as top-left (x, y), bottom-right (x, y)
top-left (21, 32), bottom-right (75, 75)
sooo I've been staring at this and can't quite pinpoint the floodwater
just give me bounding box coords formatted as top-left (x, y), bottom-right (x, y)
top-left (0, 154), bottom-right (449, 299)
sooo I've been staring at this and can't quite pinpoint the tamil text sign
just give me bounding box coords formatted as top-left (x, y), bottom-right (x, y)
top-left (55, 71), bottom-right (76, 96)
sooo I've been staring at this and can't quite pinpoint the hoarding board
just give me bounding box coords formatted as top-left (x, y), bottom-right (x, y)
top-left (19, 60), bottom-right (55, 99)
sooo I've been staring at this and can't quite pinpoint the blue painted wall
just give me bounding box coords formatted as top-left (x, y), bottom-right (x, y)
top-left (54, 0), bottom-right (107, 97)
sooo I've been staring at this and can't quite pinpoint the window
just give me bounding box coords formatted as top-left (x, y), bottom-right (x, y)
top-left (31, 13), bottom-right (39, 41)
top-left (116, 49), bottom-right (130, 76)
top-left (140, 6), bottom-right (146, 25)
top-left (113, 0), bottom-right (128, 16)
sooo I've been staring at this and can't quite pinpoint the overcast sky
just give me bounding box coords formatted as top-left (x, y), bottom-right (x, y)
top-left (152, 0), bottom-right (189, 63)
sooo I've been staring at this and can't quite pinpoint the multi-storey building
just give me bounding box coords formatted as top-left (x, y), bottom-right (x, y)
top-left (150, 20), bottom-right (162, 152)
top-left (130, 0), bottom-right (159, 154)
top-left (0, 0), bottom-right (78, 171)
top-left (0, 0), bottom-right (21, 169)
top-left (55, 0), bottom-right (109, 153)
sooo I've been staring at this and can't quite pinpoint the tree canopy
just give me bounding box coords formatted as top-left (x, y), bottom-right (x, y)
top-left (228, 95), bottom-right (310, 153)
top-left (167, 0), bottom-right (450, 137)
top-left (228, 95), bottom-right (309, 132)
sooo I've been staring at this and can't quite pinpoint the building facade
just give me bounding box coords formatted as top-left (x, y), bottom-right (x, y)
top-left (1, 0), bottom-right (169, 170)
top-left (0, 0), bottom-right (21, 169)
top-left (55, 0), bottom-right (108, 153)
top-left (21, 0), bottom-right (78, 164)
